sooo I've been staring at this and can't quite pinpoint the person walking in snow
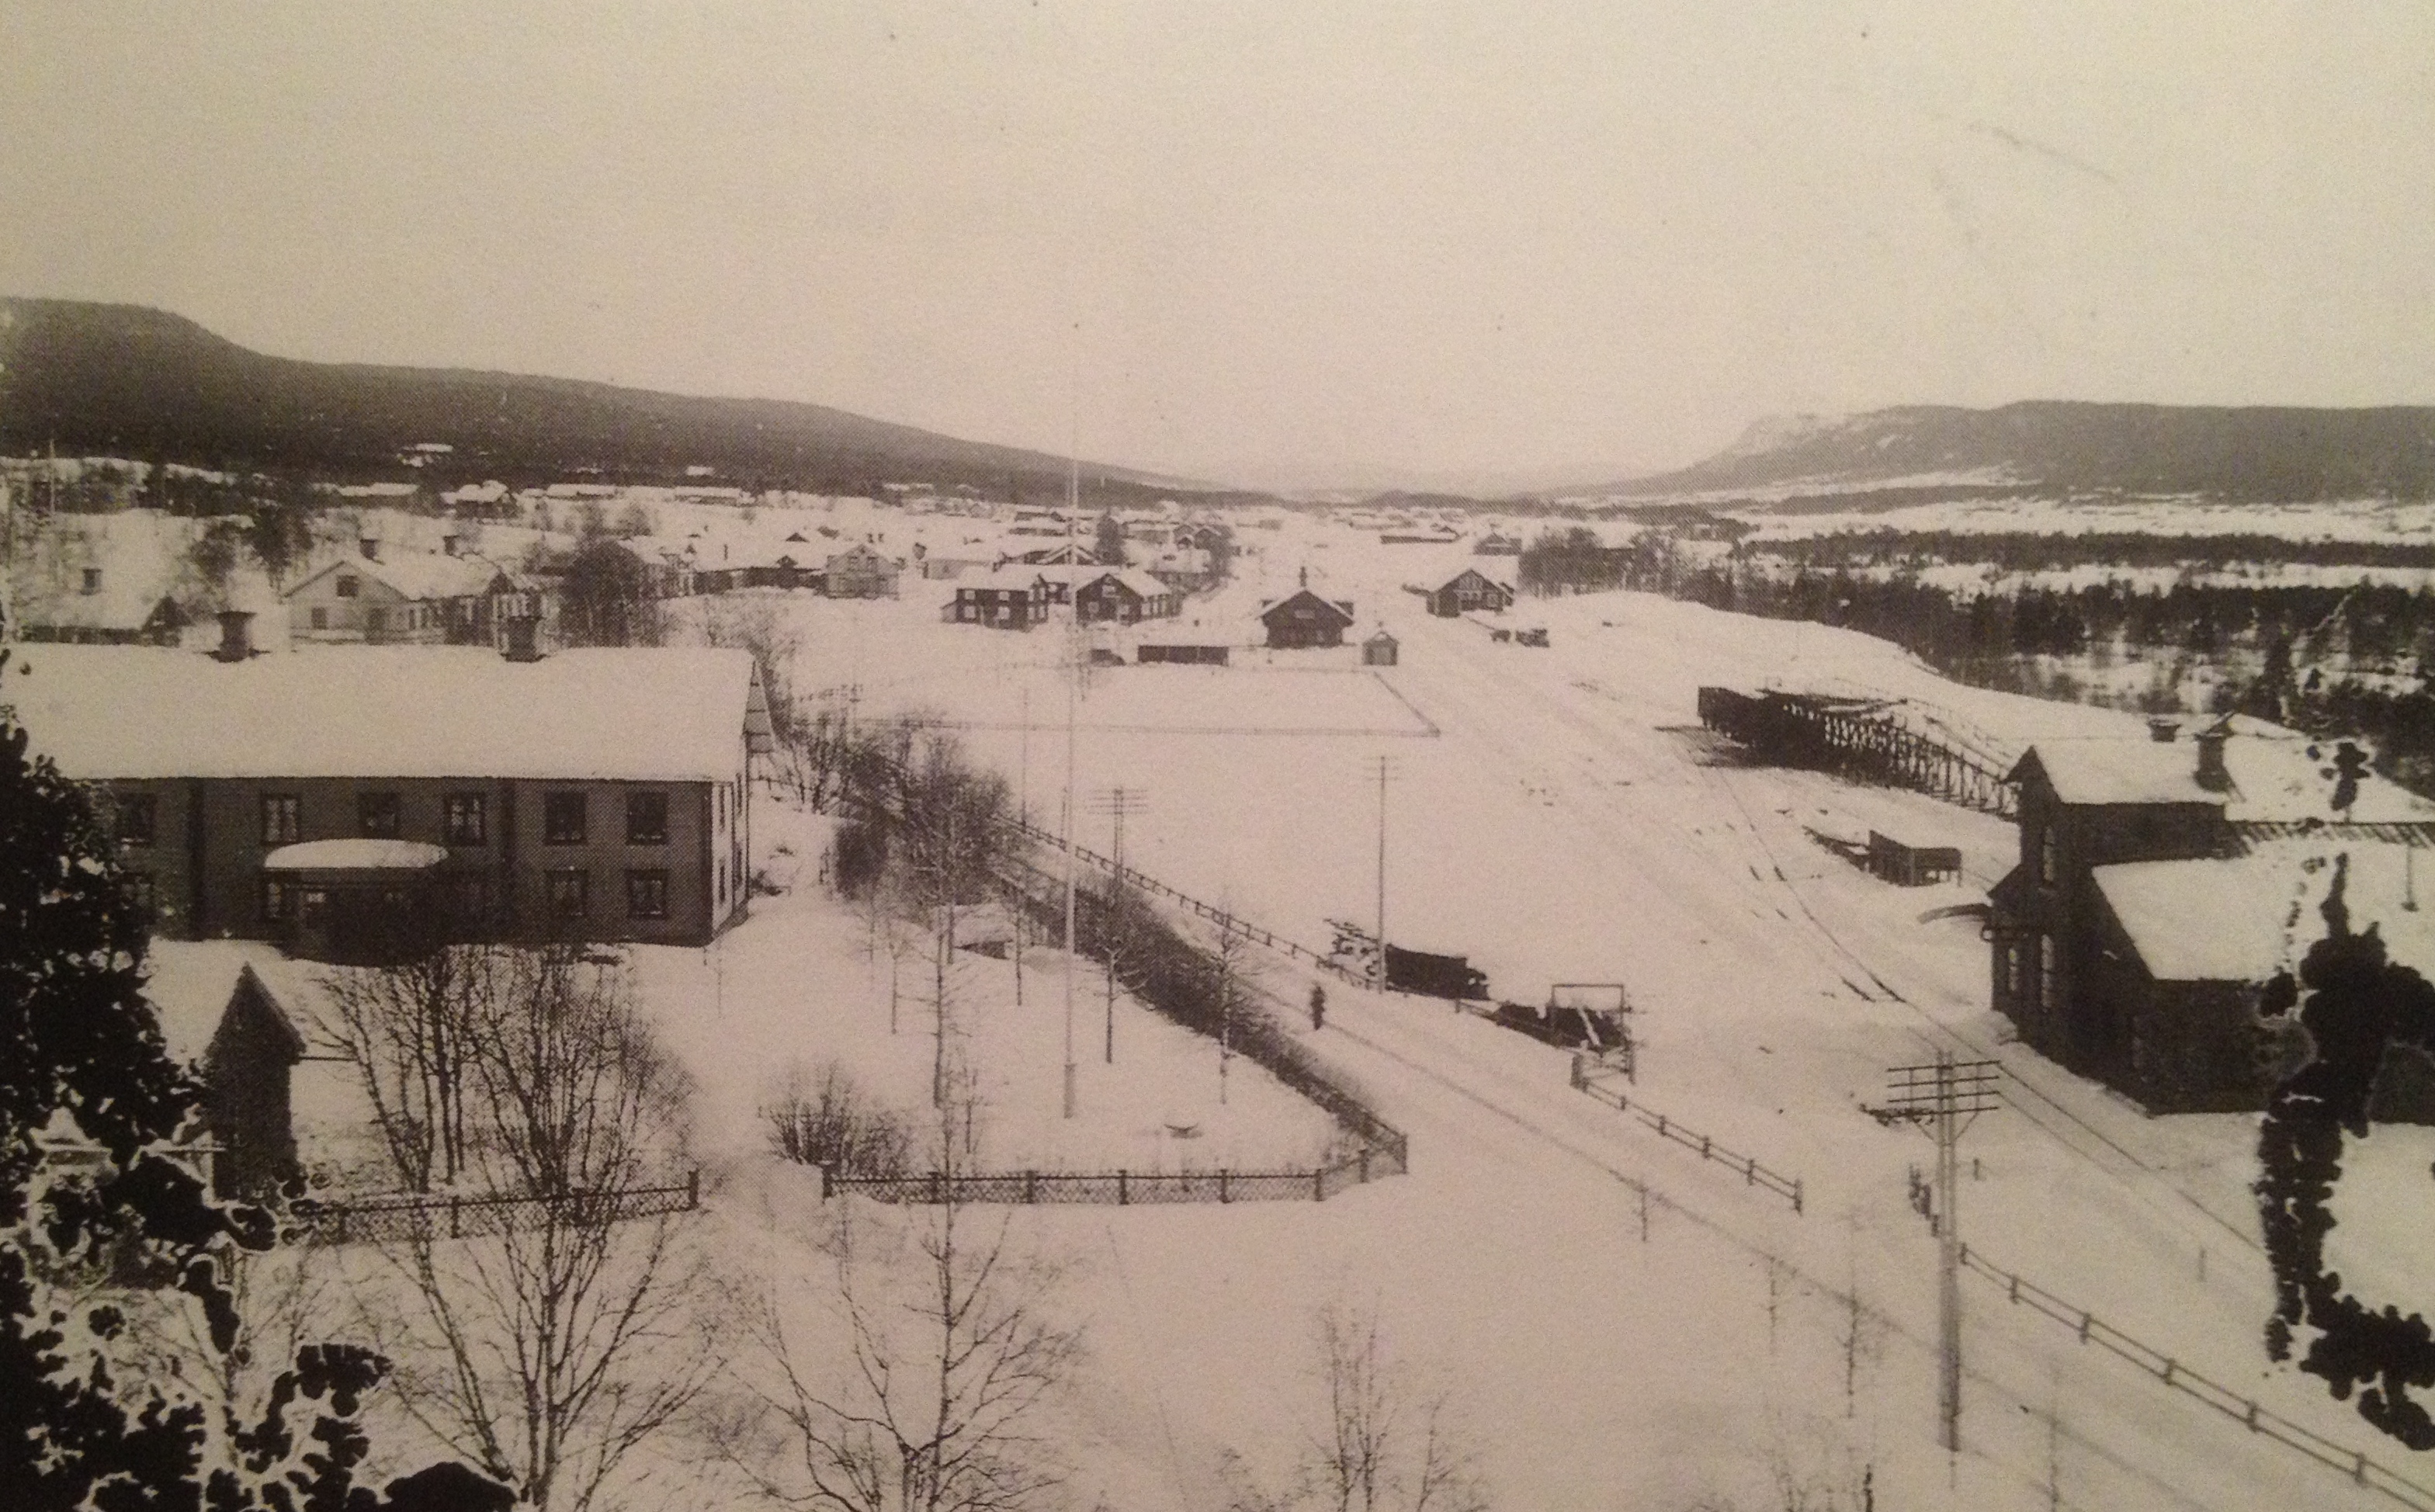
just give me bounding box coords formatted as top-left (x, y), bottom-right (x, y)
top-left (1309, 983), bottom-right (1327, 1031)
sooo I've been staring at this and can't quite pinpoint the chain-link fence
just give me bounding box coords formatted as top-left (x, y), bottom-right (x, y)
top-left (292, 1171), bottom-right (700, 1246)
top-left (827, 1142), bottom-right (1403, 1206)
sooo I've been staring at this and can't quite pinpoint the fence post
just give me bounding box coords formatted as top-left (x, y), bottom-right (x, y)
top-left (688, 1168), bottom-right (701, 1209)
top-left (1219, 1170), bottom-right (1230, 1204)
top-left (449, 1195), bottom-right (461, 1238)
top-left (1744, 1157), bottom-right (1755, 1186)
top-left (821, 1166), bottom-right (832, 1200)
top-left (1313, 1168), bottom-right (1325, 1202)
top-left (1792, 1178), bottom-right (1802, 1215)
top-left (1359, 1148), bottom-right (1372, 1184)
top-left (930, 1170), bottom-right (944, 1205)
top-left (1119, 1170), bottom-right (1129, 1206)
top-left (1025, 1170), bottom-right (1038, 1204)
top-left (1570, 1052), bottom-right (1589, 1090)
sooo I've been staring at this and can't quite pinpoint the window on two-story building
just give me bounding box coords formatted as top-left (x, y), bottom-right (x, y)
top-left (445, 792), bottom-right (487, 845)
top-left (310, 606), bottom-right (329, 629)
top-left (115, 792), bottom-right (157, 846)
top-left (626, 791), bottom-right (669, 845)
top-left (261, 793), bottom-right (302, 846)
top-left (365, 607), bottom-right (386, 634)
top-left (259, 876), bottom-right (292, 922)
top-left (625, 869), bottom-right (668, 919)
top-left (2003, 939), bottom-right (2025, 1002)
top-left (544, 791), bottom-right (587, 844)
top-left (123, 872), bottom-right (156, 917)
top-left (545, 869), bottom-right (588, 919)
top-left (358, 791), bottom-right (401, 837)
top-left (2038, 823), bottom-right (2058, 885)
top-left (335, 574), bottom-right (359, 598)
top-left (2038, 935), bottom-right (2060, 1012)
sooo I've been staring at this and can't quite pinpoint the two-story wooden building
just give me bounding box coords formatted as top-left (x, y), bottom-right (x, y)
top-left (1426, 567), bottom-right (1515, 617)
top-left (18, 636), bottom-right (772, 951)
top-left (824, 543), bottom-right (900, 599)
top-left (283, 542), bottom-right (532, 648)
top-left (1074, 569), bottom-right (1182, 625)
top-left (947, 568), bottom-right (1049, 629)
top-left (1988, 720), bottom-right (2435, 1111)
top-left (1259, 584), bottom-right (1356, 649)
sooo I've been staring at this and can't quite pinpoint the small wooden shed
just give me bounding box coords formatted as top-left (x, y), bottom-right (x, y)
top-left (1361, 629), bottom-right (1400, 666)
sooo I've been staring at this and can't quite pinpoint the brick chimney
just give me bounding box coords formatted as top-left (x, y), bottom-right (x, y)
top-left (213, 609), bottom-right (255, 662)
top-left (501, 616), bottom-right (543, 662)
top-left (440, 527), bottom-right (463, 557)
top-left (2147, 718), bottom-right (2180, 743)
top-left (358, 524), bottom-right (381, 560)
top-left (2195, 723), bottom-right (2232, 792)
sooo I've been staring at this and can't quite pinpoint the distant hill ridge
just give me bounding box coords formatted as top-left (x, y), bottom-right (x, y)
top-left (0, 297), bottom-right (1210, 500)
top-left (1601, 401), bottom-right (2435, 503)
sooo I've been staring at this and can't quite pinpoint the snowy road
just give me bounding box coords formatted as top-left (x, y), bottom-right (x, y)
top-left (799, 547), bottom-right (2416, 1509)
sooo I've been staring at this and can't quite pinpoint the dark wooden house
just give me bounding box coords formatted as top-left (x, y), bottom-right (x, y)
top-left (1988, 722), bottom-right (2435, 1112)
top-left (949, 570), bottom-right (1048, 629)
top-left (1074, 569), bottom-right (1181, 624)
top-left (1260, 587), bottom-right (1356, 649)
top-left (1426, 567), bottom-right (1514, 618)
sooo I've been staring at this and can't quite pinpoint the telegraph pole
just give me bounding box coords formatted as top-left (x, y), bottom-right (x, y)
top-left (1369, 756), bottom-right (1399, 990)
top-left (1868, 1053), bottom-right (2001, 1455)
top-left (1087, 787), bottom-right (1149, 1064)
top-left (1060, 409), bottom-right (1081, 1120)
top-left (1015, 685), bottom-right (1029, 1007)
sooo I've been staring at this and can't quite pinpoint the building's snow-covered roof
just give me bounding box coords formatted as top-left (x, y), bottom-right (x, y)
top-left (1082, 569), bottom-right (1174, 599)
top-left (2021, 731), bottom-right (2435, 824)
top-left (957, 567), bottom-right (1050, 593)
top-left (2094, 841), bottom-right (2435, 983)
top-left (1257, 588), bottom-right (1355, 626)
top-left (263, 839), bottom-right (450, 872)
top-left (143, 942), bottom-right (326, 1066)
top-left (286, 550), bottom-right (508, 602)
top-left (12, 644), bottom-right (765, 782)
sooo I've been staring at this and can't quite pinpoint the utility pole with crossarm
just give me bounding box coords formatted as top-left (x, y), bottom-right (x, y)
top-left (1867, 1053), bottom-right (2001, 1455)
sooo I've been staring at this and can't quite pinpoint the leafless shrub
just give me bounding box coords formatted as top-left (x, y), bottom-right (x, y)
top-left (766, 1062), bottom-right (912, 1180)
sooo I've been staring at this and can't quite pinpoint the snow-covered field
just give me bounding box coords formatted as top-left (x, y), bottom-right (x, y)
top-left (643, 510), bottom-right (2430, 1510)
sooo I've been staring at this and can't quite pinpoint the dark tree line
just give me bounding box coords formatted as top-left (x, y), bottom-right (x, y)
top-left (1739, 528), bottom-right (2435, 574)
top-left (1520, 524), bottom-right (2435, 794)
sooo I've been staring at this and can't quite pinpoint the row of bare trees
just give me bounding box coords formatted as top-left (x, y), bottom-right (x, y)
top-left (309, 946), bottom-right (710, 1511)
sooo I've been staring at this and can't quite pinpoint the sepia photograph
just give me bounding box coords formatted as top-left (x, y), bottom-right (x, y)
top-left (5, 5), bottom-right (2434, 1509)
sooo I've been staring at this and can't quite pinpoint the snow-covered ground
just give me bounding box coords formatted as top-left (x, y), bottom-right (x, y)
top-left (647, 511), bottom-right (2430, 1510)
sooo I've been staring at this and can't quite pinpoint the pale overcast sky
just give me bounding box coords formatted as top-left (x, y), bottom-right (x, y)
top-left (3, 3), bottom-right (2430, 490)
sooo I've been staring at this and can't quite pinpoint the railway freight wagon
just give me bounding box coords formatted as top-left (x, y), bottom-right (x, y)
top-left (1383, 945), bottom-right (1490, 1000)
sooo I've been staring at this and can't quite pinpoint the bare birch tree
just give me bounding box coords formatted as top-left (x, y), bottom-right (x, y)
top-left (710, 1108), bottom-right (1084, 1512)
top-left (1223, 1300), bottom-right (1489, 1512)
top-left (317, 945), bottom-right (491, 1191)
top-left (331, 947), bottom-right (713, 1512)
